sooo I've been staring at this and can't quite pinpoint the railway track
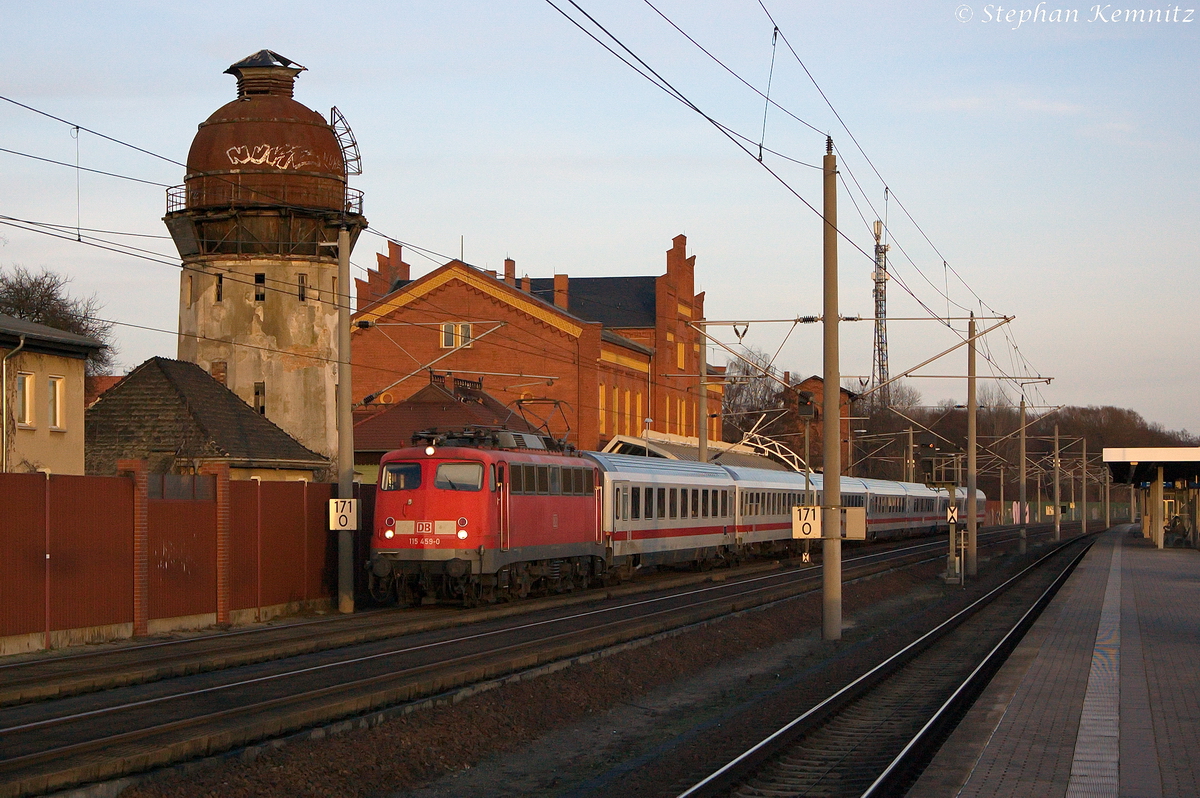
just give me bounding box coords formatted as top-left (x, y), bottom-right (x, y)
top-left (0, 524), bottom-right (1056, 708)
top-left (0, 524), bottom-right (1062, 797)
top-left (675, 530), bottom-right (1093, 798)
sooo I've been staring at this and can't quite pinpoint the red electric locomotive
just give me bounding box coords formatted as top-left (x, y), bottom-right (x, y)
top-left (368, 430), bottom-right (606, 605)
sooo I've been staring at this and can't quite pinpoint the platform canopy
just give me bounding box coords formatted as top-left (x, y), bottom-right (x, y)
top-left (1103, 447), bottom-right (1200, 485)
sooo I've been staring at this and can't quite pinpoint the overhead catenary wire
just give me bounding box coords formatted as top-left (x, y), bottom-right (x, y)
top-left (3, 40), bottom-right (1046, 405)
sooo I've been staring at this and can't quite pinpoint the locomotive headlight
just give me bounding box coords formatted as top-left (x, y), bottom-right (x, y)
top-left (457, 529), bottom-right (468, 540)
top-left (425, 446), bottom-right (436, 456)
top-left (384, 529), bottom-right (395, 539)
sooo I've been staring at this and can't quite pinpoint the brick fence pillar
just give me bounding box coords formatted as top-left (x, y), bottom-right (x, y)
top-left (201, 463), bottom-right (232, 625)
top-left (117, 459), bottom-right (149, 636)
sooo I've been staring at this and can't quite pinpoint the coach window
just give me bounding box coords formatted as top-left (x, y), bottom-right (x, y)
top-left (536, 466), bottom-right (550, 495)
top-left (691, 489), bottom-right (699, 518)
top-left (657, 487), bottom-right (666, 519)
top-left (381, 462), bottom-right (422, 491)
top-left (631, 487), bottom-right (641, 519)
top-left (669, 488), bottom-right (678, 519)
top-left (721, 490), bottom-right (728, 518)
top-left (644, 488), bottom-right (653, 519)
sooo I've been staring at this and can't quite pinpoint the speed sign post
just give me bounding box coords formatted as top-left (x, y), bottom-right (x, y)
top-left (329, 499), bottom-right (358, 531)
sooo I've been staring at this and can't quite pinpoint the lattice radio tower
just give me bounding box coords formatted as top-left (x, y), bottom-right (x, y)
top-left (871, 219), bottom-right (890, 407)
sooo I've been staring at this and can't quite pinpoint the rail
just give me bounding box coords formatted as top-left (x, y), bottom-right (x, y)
top-left (676, 530), bottom-right (1095, 798)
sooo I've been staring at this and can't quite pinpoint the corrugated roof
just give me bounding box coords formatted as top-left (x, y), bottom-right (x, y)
top-left (85, 357), bottom-right (326, 474)
top-left (583, 451), bottom-right (733, 481)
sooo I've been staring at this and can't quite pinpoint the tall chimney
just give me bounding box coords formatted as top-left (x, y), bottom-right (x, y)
top-left (504, 258), bottom-right (516, 286)
top-left (554, 274), bottom-right (569, 310)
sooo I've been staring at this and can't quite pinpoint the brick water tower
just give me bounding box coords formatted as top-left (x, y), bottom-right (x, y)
top-left (164, 50), bottom-right (366, 471)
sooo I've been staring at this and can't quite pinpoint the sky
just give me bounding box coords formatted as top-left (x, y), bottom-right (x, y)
top-left (0, 1), bottom-right (1196, 433)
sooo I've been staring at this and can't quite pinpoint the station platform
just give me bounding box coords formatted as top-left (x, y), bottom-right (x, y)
top-left (910, 525), bottom-right (1200, 798)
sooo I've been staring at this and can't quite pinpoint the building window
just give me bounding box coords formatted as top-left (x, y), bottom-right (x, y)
top-left (254, 273), bottom-right (266, 301)
top-left (439, 322), bottom-right (472, 348)
top-left (16, 372), bottom-right (34, 427)
top-left (215, 273), bottom-right (223, 302)
top-left (598, 384), bottom-right (606, 434)
top-left (211, 361), bottom-right (227, 386)
top-left (611, 386), bottom-right (618, 434)
top-left (677, 341), bottom-right (685, 370)
top-left (253, 381), bottom-right (266, 415)
top-left (47, 376), bottom-right (64, 430)
top-left (624, 389), bottom-right (631, 436)
top-left (298, 274), bottom-right (307, 302)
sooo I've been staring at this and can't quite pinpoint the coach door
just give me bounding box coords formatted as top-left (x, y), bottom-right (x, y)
top-left (611, 480), bottom-right (631, 545)
top-left (498, 462), bottom-right (511, 551)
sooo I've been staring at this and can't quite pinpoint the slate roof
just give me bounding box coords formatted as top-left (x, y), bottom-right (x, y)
top-left (528, 276), bottom-right (657, 328)
top-left (354, 379), bottom-right (538, 454)
top-left (0, 313), bottom-right (104, 360)
top-left (85, 357), bottom-right (327, 475)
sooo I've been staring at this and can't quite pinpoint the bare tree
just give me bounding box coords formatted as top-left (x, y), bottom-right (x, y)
top-left (721, 346), bottom-right (785, 437)
top-left (0, 265), bottom-right (115, 374)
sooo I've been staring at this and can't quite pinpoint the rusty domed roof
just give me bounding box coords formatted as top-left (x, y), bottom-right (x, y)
top-left (182, 50), bottom-right (346, 213)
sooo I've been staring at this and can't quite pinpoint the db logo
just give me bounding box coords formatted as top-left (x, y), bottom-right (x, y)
top-left (416, 521), bottom-right (433, 534)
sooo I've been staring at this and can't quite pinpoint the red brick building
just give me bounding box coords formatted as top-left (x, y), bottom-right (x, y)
top-left (351, 235), bottom-right (721, 452)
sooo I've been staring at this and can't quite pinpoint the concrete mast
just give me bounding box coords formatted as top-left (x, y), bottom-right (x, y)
top-left (822, 137), bottom-right (841, 641)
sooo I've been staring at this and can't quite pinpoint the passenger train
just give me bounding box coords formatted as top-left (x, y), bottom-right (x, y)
top-left (367, 430), bottom-right (985, 605)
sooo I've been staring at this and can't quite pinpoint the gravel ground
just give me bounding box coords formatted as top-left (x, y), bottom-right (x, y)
top-left (121, 540), bottom-right (1041, 798)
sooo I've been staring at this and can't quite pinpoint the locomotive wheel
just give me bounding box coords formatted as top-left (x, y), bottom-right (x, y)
top-left (367, 572), bottom-right (396, 605)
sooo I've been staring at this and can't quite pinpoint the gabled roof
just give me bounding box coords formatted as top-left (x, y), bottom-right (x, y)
top-left (354, 261), bottom-right (589, 338)
top-left (529, 276), bottom-right (657, 328)
top-left (0, 313), bottom-right (104, 360)
top-left (354, 379), bottom-right (538, 453)
top-left (86, 357), bottom-right (326, 474)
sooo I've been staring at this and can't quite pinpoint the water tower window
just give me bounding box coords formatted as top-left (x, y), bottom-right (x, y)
top-left (253, 381), bottom-right (266, 415)
top-left (254, 273), bottom-right (266, 301)
top-left (211, 361), bottom-right (227, 386)
top-left (215, 273), bottom-right (223, 302)
top-left (297, 274), bottom-right (307, 302)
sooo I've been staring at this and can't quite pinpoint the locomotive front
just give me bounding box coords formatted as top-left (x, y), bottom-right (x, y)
top-left (369, 445), bottom-right (499, 604)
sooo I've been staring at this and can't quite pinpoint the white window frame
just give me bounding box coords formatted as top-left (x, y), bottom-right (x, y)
top-left (439, 322), bottom-right (473, 349)
top-left (15, 372), bottom-right (34, 427)
top-left (47, 375), bottom-right (65, 431)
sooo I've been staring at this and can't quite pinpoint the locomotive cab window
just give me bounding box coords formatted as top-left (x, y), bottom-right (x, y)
top-left (435, 462), bottom-right (484, 491)
top-left (381, 462), bottom-right (422, 491)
